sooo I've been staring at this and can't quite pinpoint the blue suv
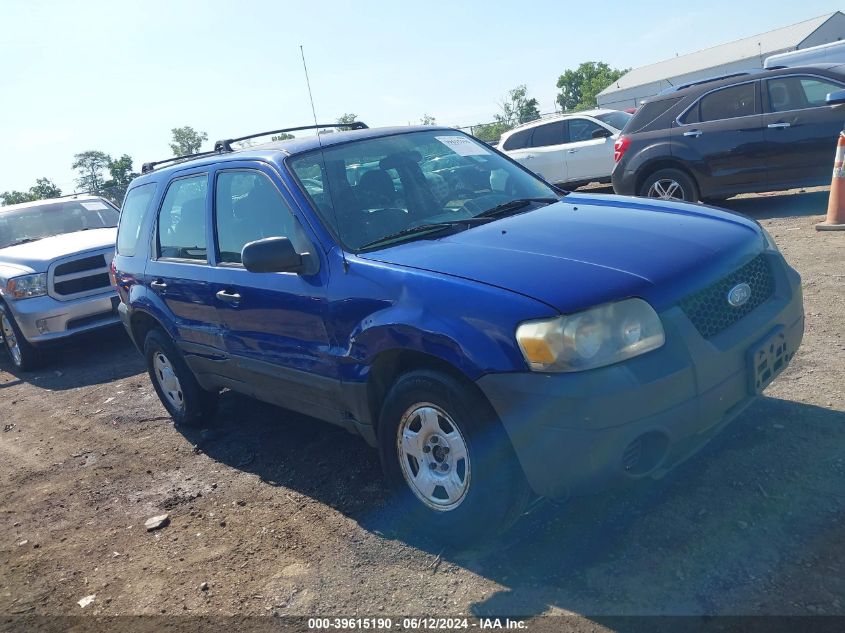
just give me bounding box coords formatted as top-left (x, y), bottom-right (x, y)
top-left (113, 123), bottom-right (804, 539)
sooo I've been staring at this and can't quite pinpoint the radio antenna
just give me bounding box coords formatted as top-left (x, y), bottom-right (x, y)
top-left (300, 45), bottom-right (349, 272)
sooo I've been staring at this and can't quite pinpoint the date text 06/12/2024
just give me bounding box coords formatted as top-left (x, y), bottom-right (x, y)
top-left (307, 618), bottom-right (528, 630)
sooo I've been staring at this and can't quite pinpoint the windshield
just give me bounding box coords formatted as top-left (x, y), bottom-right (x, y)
top-left (594, 110), bottom-right (633, 131)
top-left (0, 199), bottom-right (118, 249)
top-left (289, 130), bottom-right (558, 251)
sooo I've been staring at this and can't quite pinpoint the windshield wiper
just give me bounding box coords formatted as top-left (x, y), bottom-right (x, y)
top-left (474, 197), bottom-right (559, 219)
top-left (359, 220), bottom-right (486, 250)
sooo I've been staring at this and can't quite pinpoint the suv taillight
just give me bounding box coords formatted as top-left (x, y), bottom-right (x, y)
top-left (109, 259), bottom-right (118, 288)
top-left (614, 135), bottom-right (631, 163)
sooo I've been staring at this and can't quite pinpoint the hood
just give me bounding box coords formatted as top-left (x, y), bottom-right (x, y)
top-left (359, 194), bottom-right (763, 314)
top-left (0, 228), bottom-right (116, 273)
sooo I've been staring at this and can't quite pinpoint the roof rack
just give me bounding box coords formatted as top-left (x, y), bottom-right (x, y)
top-left (214, 121), bottom-right (368, 153)
top-left (141, 149), bottom-right (220, 175)
top-left (659, 71), bottom-right (758, 95)
top-left (141, 122), bottom-right (369, 175)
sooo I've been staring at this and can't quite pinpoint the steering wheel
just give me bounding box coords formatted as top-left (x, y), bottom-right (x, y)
top-left (460, 194), bottom-right (511, 216)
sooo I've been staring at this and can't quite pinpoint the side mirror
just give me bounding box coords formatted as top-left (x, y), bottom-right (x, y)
top-left (826, 89), bottom-right (845, 106)
top-left (592, 128), bottom-right (613, 139)
top-left (242, 237), bottom-right (304, 273)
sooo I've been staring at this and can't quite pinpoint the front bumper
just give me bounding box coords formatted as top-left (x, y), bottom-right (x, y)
top-left (4, 290), bottom-right (120, 344)
top-left (477, 253), bottom-right (804, 498)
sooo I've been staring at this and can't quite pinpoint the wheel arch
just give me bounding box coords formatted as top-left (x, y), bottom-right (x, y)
top-left (365, 348), bottom-right (494, 437)
top-left (635, 159), bottom-right (700, 197)
top-left (128, 309), bottom-right (168, 351)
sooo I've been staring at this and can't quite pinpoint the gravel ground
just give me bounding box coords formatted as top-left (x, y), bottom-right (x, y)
top-left (1, 188), bottom-right (843, 628)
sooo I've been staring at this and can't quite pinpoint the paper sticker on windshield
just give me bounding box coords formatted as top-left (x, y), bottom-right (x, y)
top-left (435, 136), bottom-right (489, 156)
top-left (81, 201), bottom-right (108, 211)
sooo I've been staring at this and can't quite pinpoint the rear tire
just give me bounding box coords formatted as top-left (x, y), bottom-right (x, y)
top-left (0, 305), bottom-right (43, 371)
top-left (378, 369), bottom-right (530, 543)
top-left (639, 168), bottom-right (699, 203)
top-left (144, 329), bottom-right (217, 427)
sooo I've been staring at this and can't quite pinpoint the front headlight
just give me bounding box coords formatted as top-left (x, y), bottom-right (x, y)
top-left (760, 227), bottom-right (780, 252)
top-left (516, 298), bottom-right (665, 372)
top-left (4, 273), bottom-right (48, 300)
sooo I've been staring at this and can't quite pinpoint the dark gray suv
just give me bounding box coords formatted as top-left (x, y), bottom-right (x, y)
top-left (611, 64), bottom-right (845, 203)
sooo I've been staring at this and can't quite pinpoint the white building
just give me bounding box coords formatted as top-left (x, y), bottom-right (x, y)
top-left (597, 11), bottom-right (845, 110)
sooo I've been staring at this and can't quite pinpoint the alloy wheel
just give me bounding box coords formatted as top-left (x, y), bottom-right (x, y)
top-left (647, 178), bottom-right (686, 200)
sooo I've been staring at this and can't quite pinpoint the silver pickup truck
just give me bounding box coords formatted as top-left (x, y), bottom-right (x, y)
top-left (0, 195), bottom-right (121, 370)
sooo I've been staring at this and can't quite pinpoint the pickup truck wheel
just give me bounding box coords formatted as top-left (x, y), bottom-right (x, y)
top-left (639, 168), bottom-right (699, 203)
top-left (378, 370), bottom-right (530, 542)
top-left (0, 307), bottom-right (43, 371)
top-left (143, 329), bottom-right (217, 427)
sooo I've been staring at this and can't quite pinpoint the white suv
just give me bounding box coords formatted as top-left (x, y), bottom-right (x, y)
top-left (499, 109), bottom-right (631, 188)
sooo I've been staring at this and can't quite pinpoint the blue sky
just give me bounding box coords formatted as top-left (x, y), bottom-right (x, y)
top-left (0, 0), bottom-right (839, 193)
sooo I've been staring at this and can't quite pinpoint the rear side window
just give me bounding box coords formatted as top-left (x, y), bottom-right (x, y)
top-left (698, 83), bottom-right (756, 122)
top-left (627, 97), bottom-right (683, 132)
top-left (502, 128), bottom-right (533, 150)
top-left (116, 184), bottom-right (156, 257)
top-left (214, 170), bottom-right (309, 264)
top-left (528, 121), bottom-right (566, 148)
top-left (594, 110), bottom-right (632, 131)
top-left (157, 175), bottom-right (208, 261)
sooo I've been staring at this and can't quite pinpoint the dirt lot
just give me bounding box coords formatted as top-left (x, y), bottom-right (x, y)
top-left (1, 188), bottom-right (844, 627)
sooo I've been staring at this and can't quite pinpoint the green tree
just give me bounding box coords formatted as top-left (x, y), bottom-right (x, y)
top-left (556, 61), bottom-right (629, 111)
top-left (271, 132), bottom-right (295, 141)
top-left (420, 114), bottom-right (436, 126)
top-left (107, 155), bottom-right (137, 187)
top-left (471, 121), bottom-right (512, 143)
top-left (101, 155), bottom-right (138, 204)
top-left (498, 85), bottom-right (540, 127)
top-left (1, 178), bottom-right (62, 206)
top-left (336, 113), bottom-right (358, 130)
top-left (30, 177), bottom-right (62, 199)
top-left (169, 126), bottom-right (208, 156)
top-left (1, 190), bottom-right (35, 205)
top-left (72, 151), bottom-right (112, 193)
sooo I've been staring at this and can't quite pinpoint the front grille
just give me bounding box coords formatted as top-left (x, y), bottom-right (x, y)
top-left (55, 255), bottom-right (106, 276)
top-left (49, 252), bottom-right (112, 300)
top-left (679, 254), bottom-right (775, 339)
top-left (54, 273), bottom-right (111, 295)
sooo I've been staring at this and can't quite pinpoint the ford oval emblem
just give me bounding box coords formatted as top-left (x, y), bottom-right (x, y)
top-left (727, 282), bottom-right (752, 307)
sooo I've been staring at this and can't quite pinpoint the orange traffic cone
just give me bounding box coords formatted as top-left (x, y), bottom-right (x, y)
top-left (817, 130), bottom-right (845, 231)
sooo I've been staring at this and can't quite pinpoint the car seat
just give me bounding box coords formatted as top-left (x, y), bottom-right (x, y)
top-left (770, 84), bottom-right (790, 112)
top-left (170, 198), bottom-right (206, 257)
top-left (62, 212), bottom-right (85, 233)
top-left (357, 169), bottom-right (396, 209)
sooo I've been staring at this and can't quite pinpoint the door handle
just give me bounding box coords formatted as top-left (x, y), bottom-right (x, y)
top-left (524, 154), bottom-right (535, 159)
top-left (216, 289), bottom-right (242, 304)
top-left (150, 279), bottom-right (167, 291)
top-left (767, 122), bottom-right (791, 129)
top-left (683, 129), bottom-right (702, 137)
top-left (567, 149), bottom-right (578, 154)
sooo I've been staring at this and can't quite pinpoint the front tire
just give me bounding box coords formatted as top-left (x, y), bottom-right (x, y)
top-left (378, 370), bottom-right (530, 543)
top-left (639, 168), bottom-right (699, 202)
top-left (144, 329), bottom-right (217, 427)
top-left (0, 306), bottom-right (43, 371)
